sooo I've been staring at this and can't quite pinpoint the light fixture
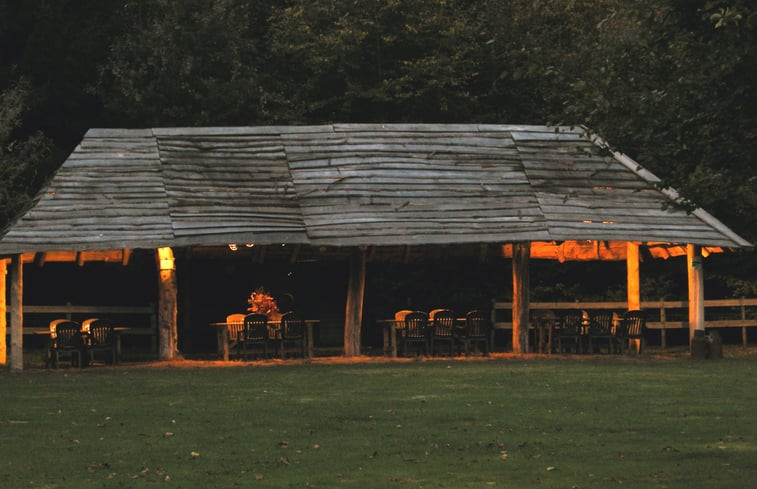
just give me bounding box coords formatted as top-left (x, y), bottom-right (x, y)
top-left (245, 243), bottom-right (255, 248)
top-left (157, 247), bottom-right (175, 271)
top-left (228, 243), bottom-right (238, 251)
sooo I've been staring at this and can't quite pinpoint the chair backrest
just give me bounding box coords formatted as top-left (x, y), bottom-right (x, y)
top-left (431, 309), bottom-right (456, 337)
top-left (55, 321), bottom-right (82, 348)
top-left (560, 312), bottom-right (583, 332)
top-left (86, 319), bottom-right (114, 346)
top-left (226, 313), bottom-right (246, 340)
top-left (465, 310), bottom-right (489, 338)
top-left (428, 309), bottom-right (445, 320)
top-left (49, 318), bottom-right (73, 339)
top-left (403, 311), bottom-right (429, 339)
top-left (243, 313), bottom-right (268, 341)
top-left (394, 309), bottom-right (412, 327)
top-left (590, 311), bottom-right (614, 333)
top-left (623, 310), bottom-right (646, 336)
top-left (281, 311), bottom-right (304, 339)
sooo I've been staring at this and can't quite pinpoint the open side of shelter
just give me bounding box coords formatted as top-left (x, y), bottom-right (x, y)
top-left (0, 124), bottom-right (751, 371)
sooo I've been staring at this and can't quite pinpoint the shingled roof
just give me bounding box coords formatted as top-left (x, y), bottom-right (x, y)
top-left (0, 124), bottom-right (750, 256)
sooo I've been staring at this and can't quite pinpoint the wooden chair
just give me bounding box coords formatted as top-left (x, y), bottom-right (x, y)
top-left (429, 309), bottom-right (456, 357)
top-left (399, 311), bottom-right (429, 357)
top-left (83, 318), bottom-right (117, 365)
top-left (280, 311), bottom-right (306, 358)
top-left (587, 311), bottom-right (615, 354)
top-left (556, 312), bottom-right (583, 353)
top-left (615, 310), bottom-right (646, 354)
top-left (457, 310), bottom-right (490, 356)
top-left (225, 313), bottom-right (246, 358)
top-left (238, 313), bottom-right (270, 360)
top-left (50, 320), bottom-right (83, 368)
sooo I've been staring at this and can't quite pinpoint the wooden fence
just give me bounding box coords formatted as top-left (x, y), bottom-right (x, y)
top-left (491, 298), bottom-right (757, 348)
top-left (21, 303), bottom-right (158, 356)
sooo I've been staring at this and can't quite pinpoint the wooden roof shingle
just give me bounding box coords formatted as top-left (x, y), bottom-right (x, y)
top-left (0, 124), bottom-right (750, 255)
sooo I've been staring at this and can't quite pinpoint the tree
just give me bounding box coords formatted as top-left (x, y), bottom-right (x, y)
top-left (0, 79), bottom-right (53, 230)
top-left (97, 0), bottom-right (273, 126)
top-left (266, 0), bottom-right (488, 122)
top-left (535, 0), bottom-right (757, 242)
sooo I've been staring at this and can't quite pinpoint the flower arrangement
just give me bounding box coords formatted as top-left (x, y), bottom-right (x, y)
top-left (247, 286), bottom-right (280, 318)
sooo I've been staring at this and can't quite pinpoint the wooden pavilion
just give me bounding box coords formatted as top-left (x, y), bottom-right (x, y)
top-left (0, 124), bottom-right (751, 371)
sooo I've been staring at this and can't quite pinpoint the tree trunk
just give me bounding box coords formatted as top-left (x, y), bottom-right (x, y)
top-left (344, 247), bottom-right (366, 357)
top-left (512, 242), bottom-right (530, 353)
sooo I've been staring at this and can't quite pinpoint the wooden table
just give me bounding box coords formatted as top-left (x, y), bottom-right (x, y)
top-left (377, 319), bottom-right (401, 357)
top-left (210, 320), bottom-right (318, 361)
top-left (378, 318), bottom-right (470, 358)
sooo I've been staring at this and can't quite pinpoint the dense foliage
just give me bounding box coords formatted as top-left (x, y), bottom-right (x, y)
top-left (1, 0), bottom-right (754, 294)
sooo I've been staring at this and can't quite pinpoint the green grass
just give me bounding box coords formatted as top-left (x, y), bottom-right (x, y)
top-left (2, 355), bottom-right (756, 488)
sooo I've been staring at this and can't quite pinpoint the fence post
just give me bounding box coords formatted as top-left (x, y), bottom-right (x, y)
top-left (660, 299), bottom-right (667, 350)
top-left (741, 297), bottom-right (747, 348)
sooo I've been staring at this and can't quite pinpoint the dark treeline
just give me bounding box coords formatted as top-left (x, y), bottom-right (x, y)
top-left (1, 0), bottom-right (755, 297)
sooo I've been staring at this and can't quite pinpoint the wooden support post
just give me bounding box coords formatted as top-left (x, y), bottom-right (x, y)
top-left (687, 244), bottom-right (705, 342)
top-left (626, 242), bottom-right (641, 311)
top-left (157, 247), bottom-right (179, 360)
top-left (344, 247), bottom-right (366, 357)
top-left (33, 252), bottom-right (47, 268)
top-left (512, 242), bottom-right (530, 354)
top-left (478, 243), bottom-right (488, 263)
top-left (0, 259), bottom-right (6, 365)
top-left (121, 249), bottom-right (133, 266)
top-left (9, 255), bottom-right (23, 372)
top-left (289, 244), bottom-right (301, 264)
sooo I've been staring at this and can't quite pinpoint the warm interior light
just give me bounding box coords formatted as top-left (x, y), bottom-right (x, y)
top-left (228, 243), bottom-right (238, 251)
top-left (157, 247), bottom-right (175, 271)
top-left (245, 243), bottom-right (254, 248)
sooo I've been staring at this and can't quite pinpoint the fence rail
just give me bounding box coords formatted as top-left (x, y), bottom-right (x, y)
top-left (491, 298), bottom-right (757, 348)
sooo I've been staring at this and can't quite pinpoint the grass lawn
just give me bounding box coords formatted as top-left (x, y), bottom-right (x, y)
top-left (2, 352), bottom-right (756, 488)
